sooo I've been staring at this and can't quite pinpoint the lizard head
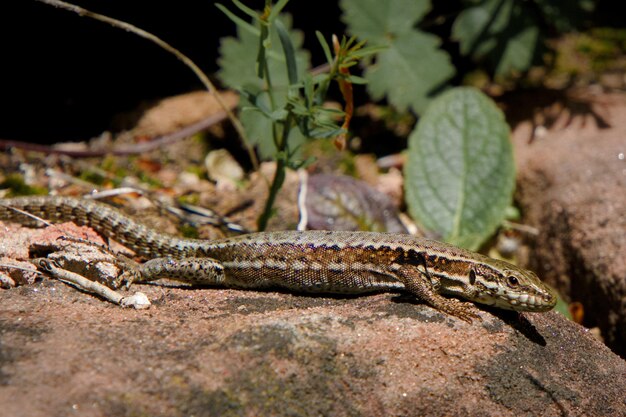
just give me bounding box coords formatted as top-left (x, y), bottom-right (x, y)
top-left (469, 259), bottom-right (557, 312)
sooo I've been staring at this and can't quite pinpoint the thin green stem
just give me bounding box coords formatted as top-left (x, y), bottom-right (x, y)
top-left (256, 156), bottom-right (286, 231)
top-left (257, 111), bottom-right (294, 231)
top-left (263, 59), bottom-right (280, 149)
top-left (255, 7), bottom-right (286, 231)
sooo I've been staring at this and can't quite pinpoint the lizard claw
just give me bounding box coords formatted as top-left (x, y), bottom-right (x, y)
top-left (429, 297), bottom-right (482, 324)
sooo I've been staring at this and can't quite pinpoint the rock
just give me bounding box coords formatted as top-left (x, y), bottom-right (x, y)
top-left (1, 218), bottom-right (625, 416)
top-left (513, 92), bottom-right (626, 358)
top-left (129, 90), bottom-right (239, 139)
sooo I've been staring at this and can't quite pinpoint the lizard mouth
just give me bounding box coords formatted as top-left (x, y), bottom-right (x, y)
top-left (474, 289), bottom-right (556, 311)
top-left (499, 291), bottom-right (556, 311)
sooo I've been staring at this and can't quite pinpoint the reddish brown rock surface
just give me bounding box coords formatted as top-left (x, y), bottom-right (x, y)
top-left (1, 221), bottom-right (625, 417)
top-left (513, 92), bottom-right (626, 358)
top-left (1, 277), bottom-right (625, 417)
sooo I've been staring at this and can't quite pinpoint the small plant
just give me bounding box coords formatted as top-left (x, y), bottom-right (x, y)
top-left (217, 0), bottom-right (379, 230)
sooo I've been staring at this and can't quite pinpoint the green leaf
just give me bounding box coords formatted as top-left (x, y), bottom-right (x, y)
top-left (268, 0), bottom-right (291, 22)
top-left (340, 0), bottom-right (432, 42)
top-left (534, 0), bottom-right (594, 32)
top-left (218, 13), bottom-right (310, 159)
top-left (275, 19), bottom-right (298, 85)
top-left (495, 25), bottom-right (539, 76)
top-left (257, 24), bottom-right (270, 79)
top-left (451, 0), bottom-right (540, 76)
top-left (344, 74), bottom-right (368, 85)
top-left (241, 100), bottom-right (306, 158)
top-left (303, 73), bottom-right (314, 105)
top-left (340, 0), bottom-right (454, 114)
top-left (348, 45), bottom-right (387, 59)
top-left (364, 31), bottom-right (455, 114)
top-left (230, 0), bottom-right (261, 22)
top-left (215, 4), bottom-right (259, 36)
top-left (553, 288), bottom-right (572, 320)
top-left (268, 108), bottom-right (288, 121)
top-left (315, 31), bottom-right (334, 67)
top-left (404, 87), bottom-right (515, 250)
top-left (218, 13), bottom-right (309, 95)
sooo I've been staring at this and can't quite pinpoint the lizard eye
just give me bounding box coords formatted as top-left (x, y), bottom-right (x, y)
top-left (506, 275), bottom-right (519, 287)
top-left (469, 269), bottom-right (477, 285)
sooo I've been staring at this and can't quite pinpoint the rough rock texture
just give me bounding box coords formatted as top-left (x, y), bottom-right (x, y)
top-left (1, 223), bottom-right (626, 417)
top-left (1, 279), bottom-right (625, 417)
top-left (513, 92), bottom-right (626, 358)
top-left (0, 222), bottom-right (110, 287)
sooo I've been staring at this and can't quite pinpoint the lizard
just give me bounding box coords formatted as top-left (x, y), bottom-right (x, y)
top-left (0, 195), bottom-right (557, 322)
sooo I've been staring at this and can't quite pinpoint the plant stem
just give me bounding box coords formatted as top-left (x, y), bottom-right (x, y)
top-left (257, 156), bottom-right (286, 231)
top-left (257, 112), bottom-right (293, 231)
top-left (256, 8), bottom-right (286, 231)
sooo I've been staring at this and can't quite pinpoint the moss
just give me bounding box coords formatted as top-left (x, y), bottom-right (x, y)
top-left (553, 29), bottom-right (626, 76)
top-left (179, 224), bottom-right (200, 239)
top-left (0, 173), bottom-right (48, 197)
top-left (136, 170), bottom-right (163, 188)
top-left (185, 165), bottom-right (206, 179)
top-left (78, 170), bottom-right (108, 186)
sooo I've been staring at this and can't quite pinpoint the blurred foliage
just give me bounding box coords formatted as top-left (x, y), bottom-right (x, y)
top-left (341, 0), bottom-right (455, 114)
top-left (338, 0), bottom-right (596, 111)
top-left (0, 174), bottom-right (48, 197)
top-left (218, 13), bottom-right (310, 160)
top-left (552, 28), bottom-right (626, 75)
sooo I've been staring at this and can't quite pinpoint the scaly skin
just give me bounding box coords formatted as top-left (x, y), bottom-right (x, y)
top-left (0, 196), bottom-right (557, 321)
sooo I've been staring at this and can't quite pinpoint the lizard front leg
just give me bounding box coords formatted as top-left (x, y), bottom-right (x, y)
top-left (395, 264), bottom-right (481, 323)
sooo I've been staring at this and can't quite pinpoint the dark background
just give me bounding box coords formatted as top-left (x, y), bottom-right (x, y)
top-left (0, 0), bottom-right (344, 143)
top-left (0, 1), bottom-right (620, 144)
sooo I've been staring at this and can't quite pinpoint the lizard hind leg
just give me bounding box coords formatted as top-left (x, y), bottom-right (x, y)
top-left (137, 257), bottom-right (226, 286)
top-left (395, 265), bottom-right (481, 323)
